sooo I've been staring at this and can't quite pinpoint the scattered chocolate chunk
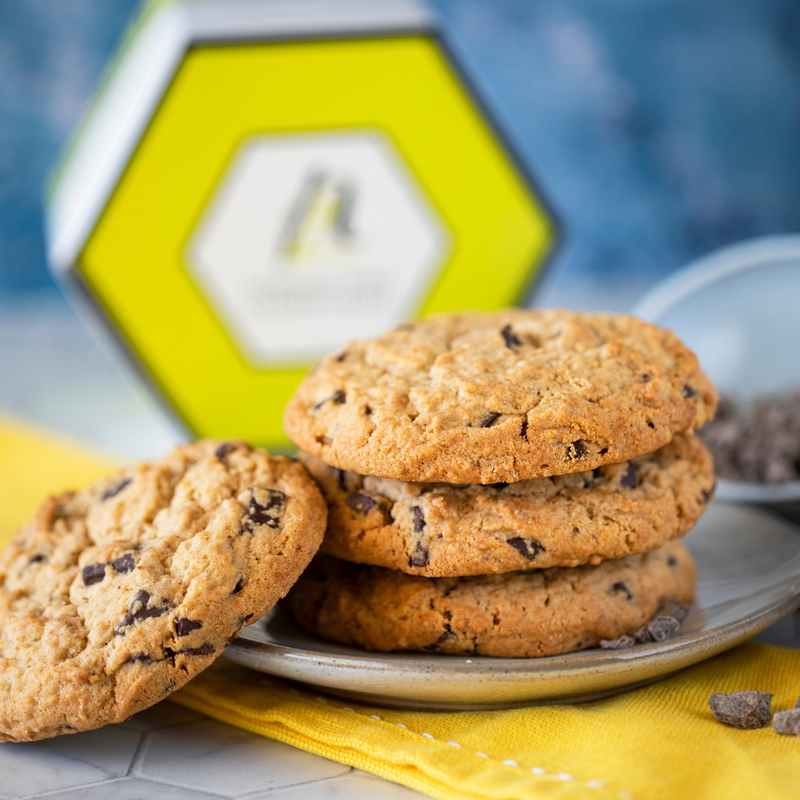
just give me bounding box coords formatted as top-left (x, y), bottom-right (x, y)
top-left (411, 506), bottom-right (426, 533)
top-left (620, 462), bottom-right (638, 489)
top-left (28, 554), bottom-right (46, 564)
top-left (116, 590), bottom-right (172, 634)
top-left (602, 602), bottom-right (689, 651)
top-left (610, 581), bottom-right (632, 600)
top-left (681, 384), bottom-right (698, 401)
top-left (346, 492), bottom-right (377, 515)
top-left (659, 599), bottom-right (690, 622)
top-left (632, 624), bottom-right (652, 643)
top-left (243, 487), bottom-right (286, 532)
top-left (641, 374), bottom-right (651, 382)
top-left (111, 554), bottom-right (135, 574)
top-left (335, 351), bottom-right (348, 362)
top-left (709, 691), bottom-right (773, 729)
top-left (600, 635), bottom-right (636, 650)
top-left (231, 578), bottom-right (244, 594)
top-left (667, 556), bottom-right (678, 568)
top-left (699, 485), bottom-right (715, 504)
top-left (174, 617), bottom-right (203, 637)
top-left (82, 563), bottom-right (107, 586)
top-left (409, 542), bottom-right (429, 568)
top-left (772, 709), bottom-right (800, 735)
top-left (214, 442), bottom-right (232, 460)
top-left (520, 420), bottom-right (528, 440)
top-left (479, 412), bottom-right (501, 428)
top-left (101, 477), bottom-right (131, 501)
top-left (568, 440), bottom-right (589, 460)
top-left (644, 615), bottom-right (681, 642)
top-left (501, 324), bottom-right (523, 351)
top-left (507, 537), bottom-right (545, 561)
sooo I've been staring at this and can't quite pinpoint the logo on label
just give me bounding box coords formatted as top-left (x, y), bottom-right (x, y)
top-left (186, 131), bottom-right (450, 364)
top-left (277, 167), bottom-right (357, 263)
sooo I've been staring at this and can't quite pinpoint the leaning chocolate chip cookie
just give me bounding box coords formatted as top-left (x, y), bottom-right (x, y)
top-left (287, 541), bottom-right (696, 658)
top-left (284, 309), bottom-right (717, 483)
top-left (0, 440), bottom-right (326, 742)
top-left (300, 433), bottom-right (715, 576)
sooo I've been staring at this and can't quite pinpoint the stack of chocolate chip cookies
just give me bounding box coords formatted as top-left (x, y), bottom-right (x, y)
top-left (283, 309), bottom-right (718, 658)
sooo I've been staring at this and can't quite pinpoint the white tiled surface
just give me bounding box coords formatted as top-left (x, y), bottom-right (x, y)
top-left (0, 295), bottom-right (798, 799)
top-left (0, 702), bottom-right (426, 800)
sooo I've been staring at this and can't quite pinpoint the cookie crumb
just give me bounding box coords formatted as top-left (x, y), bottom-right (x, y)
top-left (709, 691), bottom-right (773, 729)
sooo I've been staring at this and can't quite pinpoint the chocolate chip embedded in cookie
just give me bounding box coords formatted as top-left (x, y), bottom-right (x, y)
top-left (300, 433), bottom-right (715, 576)
top-left (283, 309), bottom-right (717, 484)
top-left (286, 540), bottom-right (696, 658)
top-left (0, 440), bottom-right (326, 742)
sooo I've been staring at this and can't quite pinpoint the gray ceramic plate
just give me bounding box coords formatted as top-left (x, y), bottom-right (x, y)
top-left (225, 503), bottom-right (800, 710)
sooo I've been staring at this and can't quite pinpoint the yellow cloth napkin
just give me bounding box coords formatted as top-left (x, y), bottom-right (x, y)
top-left (1, 414), bottom-right (799, 800)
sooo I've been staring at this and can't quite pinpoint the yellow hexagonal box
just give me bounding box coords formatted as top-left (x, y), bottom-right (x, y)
top-left (46, 0), bottom-right (559, 449)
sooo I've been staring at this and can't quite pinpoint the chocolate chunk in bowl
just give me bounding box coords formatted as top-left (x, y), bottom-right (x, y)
top-left (700, 393), bottom-right (800, 485)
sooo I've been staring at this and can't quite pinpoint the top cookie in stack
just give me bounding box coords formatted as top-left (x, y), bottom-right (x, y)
top-left (283, 309), bottom-right (717, 657)
top-left (284, 309), bottom-right (716, 485)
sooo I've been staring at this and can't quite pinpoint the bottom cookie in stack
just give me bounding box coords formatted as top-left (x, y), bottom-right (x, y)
top-left (287, 542), bottom-right (695, 658)
top-left (286, 436), bottom-right (714, 658)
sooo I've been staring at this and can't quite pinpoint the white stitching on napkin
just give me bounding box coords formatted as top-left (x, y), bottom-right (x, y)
top-left (303, 694), bottom-right (631, 797)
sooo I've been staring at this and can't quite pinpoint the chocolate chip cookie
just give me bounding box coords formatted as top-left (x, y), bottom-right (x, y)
top-left (287, 541), bottom-right (696, 658)
top-left (283, 309), bottom-right (717, 483)
top-left (0, 440), bottom-right (326, 742)
top-left (300, 433), bottom-right (715, 576)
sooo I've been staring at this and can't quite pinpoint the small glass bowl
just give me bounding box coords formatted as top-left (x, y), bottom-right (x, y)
top-left (633, 235), bottom-right (800, 514)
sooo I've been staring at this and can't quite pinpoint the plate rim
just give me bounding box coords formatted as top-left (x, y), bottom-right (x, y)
top-left (225, 503), bottom-right (800, 701)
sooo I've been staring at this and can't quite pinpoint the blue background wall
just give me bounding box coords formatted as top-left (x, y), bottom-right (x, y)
top-left (2, 0), bottom-right (799, 307)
